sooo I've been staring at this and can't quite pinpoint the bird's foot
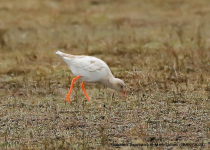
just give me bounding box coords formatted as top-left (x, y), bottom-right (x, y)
top-left (64, 94), bottom-right (71, 103)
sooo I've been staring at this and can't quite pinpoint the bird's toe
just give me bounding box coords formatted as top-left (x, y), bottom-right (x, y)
top-left (64, 94), bottom-right (71, 103)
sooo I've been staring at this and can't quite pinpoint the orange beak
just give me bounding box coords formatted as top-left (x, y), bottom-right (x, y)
top-left (122, 91), bottom-right (126, 97)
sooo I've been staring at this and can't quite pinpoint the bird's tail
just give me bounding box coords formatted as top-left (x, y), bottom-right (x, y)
top-left (56, 51), bottom-right (74, 67)
top-left (55, 51), bottom-right (63, 56)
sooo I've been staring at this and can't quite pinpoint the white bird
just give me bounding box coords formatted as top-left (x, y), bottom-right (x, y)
top-left (56, 51), bottom-right (126, 103)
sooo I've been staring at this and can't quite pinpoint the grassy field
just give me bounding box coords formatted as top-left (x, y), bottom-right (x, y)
top-left (0, 0), bottom-right (210, 149)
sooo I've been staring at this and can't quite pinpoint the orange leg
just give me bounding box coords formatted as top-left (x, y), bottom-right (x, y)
top-left (64, 75), bottom-right (81, 103)
top-left (81, 81), bottom-right (90, 101)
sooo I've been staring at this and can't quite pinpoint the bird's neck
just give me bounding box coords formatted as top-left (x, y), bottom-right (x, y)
top-left (101, 75), bottom-right (116, 89)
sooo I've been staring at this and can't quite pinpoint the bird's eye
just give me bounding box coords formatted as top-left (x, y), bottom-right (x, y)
top-left (120, 85), bottom-right (123, 89)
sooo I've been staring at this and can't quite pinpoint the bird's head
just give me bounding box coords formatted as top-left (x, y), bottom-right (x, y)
top-left (113, 78), bottom-right (126, 97)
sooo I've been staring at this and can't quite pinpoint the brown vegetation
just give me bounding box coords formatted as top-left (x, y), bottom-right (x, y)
top-left (0, 0), bottom-right (210, 149)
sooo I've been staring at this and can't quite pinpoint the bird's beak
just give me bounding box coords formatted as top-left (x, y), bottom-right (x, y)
top-left (122, 91), bottom-right (126, 97)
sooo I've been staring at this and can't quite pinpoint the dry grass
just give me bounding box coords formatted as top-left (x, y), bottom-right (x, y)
top-left (0, 0), bottom-right (210, 149)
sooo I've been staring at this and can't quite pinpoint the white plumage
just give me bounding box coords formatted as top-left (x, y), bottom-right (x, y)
top-left (56, 51), bottom-right (126, 102)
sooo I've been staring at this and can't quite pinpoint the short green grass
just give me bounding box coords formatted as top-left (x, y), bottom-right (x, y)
top-left (0, 0), bottom-right (210, 149)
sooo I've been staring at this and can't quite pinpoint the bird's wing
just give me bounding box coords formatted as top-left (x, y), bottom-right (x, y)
top-left (72, 56), bottom-right (107, 72)
top-left (56, 51), bottom-right (109, 72)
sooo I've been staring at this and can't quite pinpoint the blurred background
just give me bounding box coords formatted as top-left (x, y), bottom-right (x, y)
top-left (0, 0), bottom-right (210, 149)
